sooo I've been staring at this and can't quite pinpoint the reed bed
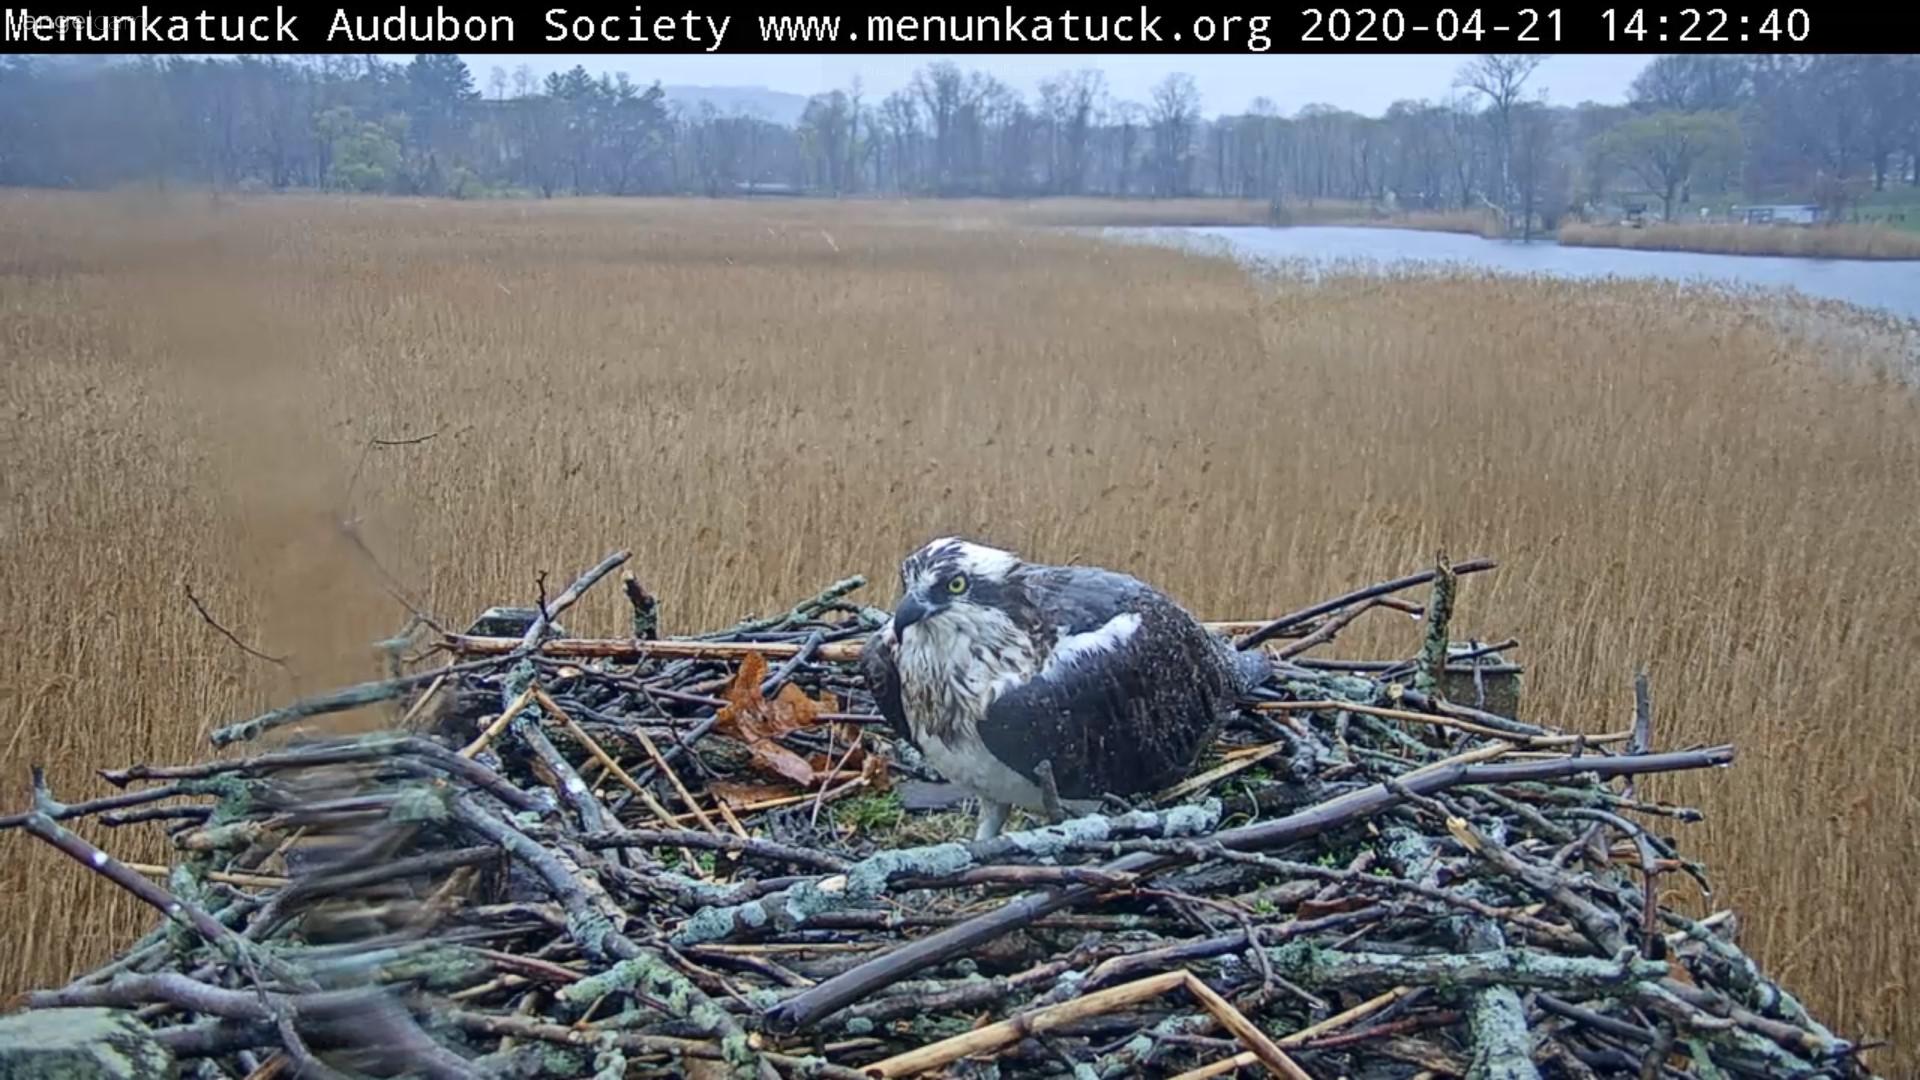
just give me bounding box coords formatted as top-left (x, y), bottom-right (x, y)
top-left (1270, 200), bottom-right (1505, 237)
top-left (1560, 220), bottom-right (1920, 260)
top-left (1, 190), bottom-right (1916, 1071)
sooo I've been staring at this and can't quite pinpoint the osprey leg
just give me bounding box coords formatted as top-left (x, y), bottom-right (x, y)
top-left (974, 800), bottom-right (1012, 842)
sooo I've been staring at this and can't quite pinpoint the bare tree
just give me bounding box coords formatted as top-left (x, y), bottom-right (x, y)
top-left (1109, 100), bottom-right (1144, 197)
top-left (1509, 101), bottom-right (1566, 238)
top-left (876, 90), bottom-right (920, 192)
top-left (799, 90), bottom-right (859, 194)
top-left (1630, 55), bottom-right (1751, 112)
top-left (913, 62), bottom-right (970, 193)
top-left (1038, 69), bottom-right (1104, 195)
top-left (1456, 54), bottom-right (1546, 211)
top-left (1147, 73), bottom-right (1200, 197)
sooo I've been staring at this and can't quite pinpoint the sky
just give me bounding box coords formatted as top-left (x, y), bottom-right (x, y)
top-left (447, 54), bottom-right (1656, 116)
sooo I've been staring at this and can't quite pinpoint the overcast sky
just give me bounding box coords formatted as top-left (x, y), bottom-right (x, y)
top-left (448, 54), bottom-right (1655, 115)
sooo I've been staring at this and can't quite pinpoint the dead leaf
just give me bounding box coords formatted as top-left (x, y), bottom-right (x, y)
top-left (807, 743), bottom-right (872, 774)
top-left (708, 780), bottom-right (801, 808)
top-left (859, 748), bottom-right (894, 792)
top-left (714, 653), bottom-right (841, 786)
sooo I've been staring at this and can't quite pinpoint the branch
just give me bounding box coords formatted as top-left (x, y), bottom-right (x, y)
top-left (184, 583), bottom-right (290, 668)
top-left (1237, 556), bottom-right (1496, 651)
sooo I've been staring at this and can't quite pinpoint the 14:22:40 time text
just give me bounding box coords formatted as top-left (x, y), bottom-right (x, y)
top-left (1603, 7), bottom-right (1810, 42)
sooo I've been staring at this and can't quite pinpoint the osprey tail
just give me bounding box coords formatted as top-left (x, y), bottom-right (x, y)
top-left (1215, 635), bottom-right (1274, 701)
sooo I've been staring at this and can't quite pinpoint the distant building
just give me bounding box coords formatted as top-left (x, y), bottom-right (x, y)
top-left (735, 181), bottom-right (805, 197)
top-left (1731, 204), bottom-right (1821, 226)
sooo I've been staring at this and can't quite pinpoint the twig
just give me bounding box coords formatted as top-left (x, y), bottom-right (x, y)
top-left (1258, 700), bottom-right (1626, 748)
top-left (861, 970), bottom-right (1190, 1077)
top-left (184, 583), bottom-right (290, 668)
top-left (1276, 597), bottom-right (1381, 660)
top-left (1180, 971), bottom-right (1315, 1079)
top-left (210, 658), bottom-right (514, 746)
top-left (1237, 556), bottom-right (1497, 651)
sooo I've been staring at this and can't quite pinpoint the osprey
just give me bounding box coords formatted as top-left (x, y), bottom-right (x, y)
top-left (863, 537), bottom-right (1271, 841)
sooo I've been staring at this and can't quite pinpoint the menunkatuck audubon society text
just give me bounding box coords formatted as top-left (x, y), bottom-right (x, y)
top-left (7, 3), bottom-right (1190, 50)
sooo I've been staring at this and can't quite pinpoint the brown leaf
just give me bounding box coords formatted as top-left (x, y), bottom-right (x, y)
top-left (807, 743), bottom-right (870, 772)
top-left (750, 739), bottom-right (822, 787)
top-left (859, 748), bottom-right (894, 792)
top-left (714, 652), bottom-right (839, 786)
top-left (708, 780), bottom-right (801, 808)
top-left (728, 651), bottom-right (769, 700)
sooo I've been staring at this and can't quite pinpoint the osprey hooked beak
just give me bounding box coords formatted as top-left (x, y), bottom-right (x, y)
top-left (890, 592), bottom-right (932, 642)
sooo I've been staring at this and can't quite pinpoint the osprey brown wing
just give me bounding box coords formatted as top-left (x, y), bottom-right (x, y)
top-left (859, 627), bottom-right (917, 752)
top-left (976, 569), bottom-right (1246, 801)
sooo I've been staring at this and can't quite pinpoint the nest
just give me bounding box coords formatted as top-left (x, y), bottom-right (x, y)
top-left (0, 550), bottom-right (1877, 1079)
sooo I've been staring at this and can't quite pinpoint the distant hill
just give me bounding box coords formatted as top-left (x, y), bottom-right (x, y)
top-left (659, 86), bottom-right (811, 126)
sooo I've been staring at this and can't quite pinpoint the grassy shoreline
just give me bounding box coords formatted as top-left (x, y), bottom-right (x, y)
top-left (996, 194), bottom-right (1920, 259)
top-left (2, 192), bottom-right (1915, 1073)
top-left (1559, 220), bottom-right (1920, 260)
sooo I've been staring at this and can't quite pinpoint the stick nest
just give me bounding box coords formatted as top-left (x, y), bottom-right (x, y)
top-left (2, 552), bottom-right (1877, 1079)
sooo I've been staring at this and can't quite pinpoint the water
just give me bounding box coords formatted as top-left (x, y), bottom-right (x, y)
top-left (1110, 225), bottom-right (1920, 324)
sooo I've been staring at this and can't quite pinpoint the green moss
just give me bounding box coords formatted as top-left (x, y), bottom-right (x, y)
top-left (846, 842), bottom-right (971, 898)
top-left (589, 1041), bottom-right (626, 1080)
top-left (178, 821), bottom-right (266, 852)
top-left (389, 785), bottom-right (450, 824)
top-left (379, 946), bottom-right (492, 991)
top-left (676, 898), bottom-right (766, 944)
top-left (0, 1008), bottom-right (174, 1079)
top-left (178, 776), bottom-right (255, 825)
top-left (564, 911), bottom-right (621, 963)
top-left (837, 790), bottom-right (904, 832)
top-left (540, 1047), bottom-right (592, 1075)
top-left (1685, 1038), bottom-right (1732, 1080)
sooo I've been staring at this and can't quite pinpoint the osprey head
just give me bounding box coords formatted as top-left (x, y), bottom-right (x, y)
top-left (889, 537), bottom-right (1025, 643)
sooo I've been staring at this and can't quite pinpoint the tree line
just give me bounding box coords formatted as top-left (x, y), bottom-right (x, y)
top-left (2, 54), bottom-right (1915, 223)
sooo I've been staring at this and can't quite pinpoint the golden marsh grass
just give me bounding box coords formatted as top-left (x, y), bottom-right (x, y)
top-left (1, 191), bottom-right (1916, 1068)
top-left (1270, 199), bottom-right (1505, 237)
top-left (1561, 220), bottom-right (1920, 260)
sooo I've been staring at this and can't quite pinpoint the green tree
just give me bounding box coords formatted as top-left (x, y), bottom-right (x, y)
top-left (404, 54), bottom-right (476, 193)
top-left (317, 107), bottom-right (404, 192)
top-left (1595, 110), bottom-right (1742, 221)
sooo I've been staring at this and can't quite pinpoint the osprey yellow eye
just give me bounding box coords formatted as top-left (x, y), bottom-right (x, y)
top-left (947, 575), bottom-right (968, 595)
